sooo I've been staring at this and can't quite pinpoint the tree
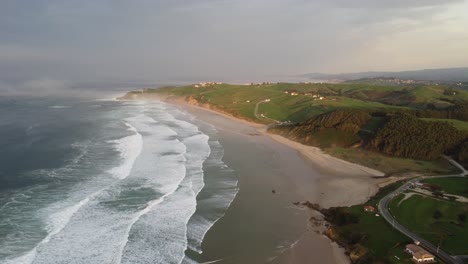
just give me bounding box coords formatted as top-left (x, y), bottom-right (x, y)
top-left (458, 213), bottom-right (466, 222)
top-left (433, 210), bottom-right (442, 219)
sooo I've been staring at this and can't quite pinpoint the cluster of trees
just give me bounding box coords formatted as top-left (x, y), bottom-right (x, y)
top-left (379, 104), bottom-right (468, 122)
top-left (415, 104), bottom-right (468, 121)
top-left (322, 207), bottom-right (390, 264)
top-left (455, 141), bottom-right (468, 167)
top-left (303, 109), bottom-right (372, 133)
top-left (368, 114), bottom-right (467, 160)
top-left (268, 109), bottom-right (371, 148)
top-left (270, 108), bottom-right (468, 162)
top-left (323, 207), bottom-right (360, 226)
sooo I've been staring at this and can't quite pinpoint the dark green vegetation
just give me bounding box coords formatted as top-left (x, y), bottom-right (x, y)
top-left (322, 181), bottom-right (412, 264)
top-left (271, 110), bottom-right (468, 170)
top-left (422, 177), bottom-right (468, 198)
top-left (368, 114), bottom-right (467, 160)
top-left (269, 110), bottom-right (372, 148)
top-left (126, 82), bottom-right (468, 262)
top-left (127, 82), bottom-right (468, 173)
top-left (421, 118), bottom-right (468, 131)
top-left (389, 194), bottom-right (468, 255)
top-left (457, 142), bottom-right (468, 168)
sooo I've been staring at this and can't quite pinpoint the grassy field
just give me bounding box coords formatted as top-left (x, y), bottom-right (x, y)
top-left (138, 83), bottom-right (468, 261)
top-left (422, 177), bottom-right (468, 198)
top-left (146, 82), bottom-right (468, 124)
top-left (389, 194), bottom-right (468, 255)
top-left (139, 83), bottom-right (467, 175)
top-left (330, 181), bottom-right (414, 263)
top-left (150, 83), bottom-right (422, 123)
top-left (324, 147), bottom-right (459, 175)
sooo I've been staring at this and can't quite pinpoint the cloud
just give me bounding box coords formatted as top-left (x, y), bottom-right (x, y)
top-left (0, 0), bottom-right (467, 91)
top-left (326, 0), bottom-right (464, 9)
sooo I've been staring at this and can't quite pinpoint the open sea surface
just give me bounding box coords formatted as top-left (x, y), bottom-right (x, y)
top-left (0, 96), bottom-right (238, 264)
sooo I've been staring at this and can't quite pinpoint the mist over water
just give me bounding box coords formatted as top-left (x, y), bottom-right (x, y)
top-left (0, 97), bottom-right (238, 264)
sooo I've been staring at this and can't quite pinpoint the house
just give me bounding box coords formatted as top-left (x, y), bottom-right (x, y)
top-left (364, 205), bottom-right (376, 212)
top-left (284, 91), bottom-right (289, 94)
top-left (406, 244), bottom-right (422, 255)
top-left (291, 92), bottom-right (299, 96)
top-left (413, 251), bottom-right (436, 263)
top-left (405, 244), bottom-right (436, 263)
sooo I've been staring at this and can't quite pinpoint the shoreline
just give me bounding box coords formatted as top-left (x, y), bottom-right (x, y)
top-left (118, 93), bottom-right (396, 264)
top-left (120, 92), bottom-right (390, 207)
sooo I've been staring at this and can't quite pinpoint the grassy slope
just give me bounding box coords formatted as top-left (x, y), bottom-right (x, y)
top-left (145, 83), bottom-right (468, 175)
top-left (141, 83), bottom-right (468, 261)
top-left (333, 181), bottom-right (412, 263)
top-left (389, 194), bottom-right (468, 255)
top-left (325, 147), bottom-right (459, 175)
top-left (152, 83), bottom-right (413, 123)
top-left (151, 83), bottom-right (468, 123)
top-left (422, 177), bottom-right (468, 198)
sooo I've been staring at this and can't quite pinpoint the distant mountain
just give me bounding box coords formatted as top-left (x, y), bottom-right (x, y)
top-left (300, 67), bottom-right (468, 82)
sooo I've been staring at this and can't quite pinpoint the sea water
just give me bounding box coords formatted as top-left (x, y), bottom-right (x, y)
top-left (0, 96), bottom-right (238, 264)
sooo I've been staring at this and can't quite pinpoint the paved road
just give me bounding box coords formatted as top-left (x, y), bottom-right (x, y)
top-left (378, 157), bottom-right (466, 264)
top-left (444, 155), bottom-right (468, 176)
top-left (254, 100), bottom-right (279, 123)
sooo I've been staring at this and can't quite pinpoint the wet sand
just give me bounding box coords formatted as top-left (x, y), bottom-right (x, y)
top-left (186, 105), bottom-right (348, 264)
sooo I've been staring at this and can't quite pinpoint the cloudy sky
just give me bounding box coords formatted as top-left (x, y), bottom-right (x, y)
top-left (1, 0), bottom-right (467, 91)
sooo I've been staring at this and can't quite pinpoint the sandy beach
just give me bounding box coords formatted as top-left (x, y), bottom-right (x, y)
top-left (162, 95), bottom-right (390, 207)
top-left (122, 93), bottom-right (395, 264)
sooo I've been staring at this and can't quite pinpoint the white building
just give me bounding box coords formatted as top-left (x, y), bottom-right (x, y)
top-left (405, 244), bottom-right (436, 263)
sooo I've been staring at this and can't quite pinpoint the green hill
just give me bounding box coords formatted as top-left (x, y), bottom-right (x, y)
top-left (123, 82), bottom-right (468, 173)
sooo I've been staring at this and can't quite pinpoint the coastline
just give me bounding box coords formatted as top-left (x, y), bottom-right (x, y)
top-left (118, 93), bottom-right (394, 263)
top-left (121, 93), bottom-right (390, 207)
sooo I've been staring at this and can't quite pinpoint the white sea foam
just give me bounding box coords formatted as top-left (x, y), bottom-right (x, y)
top-left (2, 198), bottom-right (90, 264)
top-left (118, 177), bottom-right (195, 264)
top-left (2, 120), bottom-right (144, 264)
top-left (184, 139), bottom-right (239, 256)
top-left (48, 105), bottom-right (71, 109)
top-left (27, 110), bottom-right (195, 263)
top-left (2, 100), bottom-right (238, 264)
top-left (158, 106), bottom-right (240, 258)
top-left (107, 123), bottom-right (143, 179)
top-left (44, 198), bottom-right (90, 243)
top-left (115, 113), bottom-right (199, 263)
top-left (2, 249), bottom-right (37, 264)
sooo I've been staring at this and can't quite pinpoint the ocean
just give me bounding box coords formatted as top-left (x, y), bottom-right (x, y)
top-left (0, 96), bottom-right (238, 264)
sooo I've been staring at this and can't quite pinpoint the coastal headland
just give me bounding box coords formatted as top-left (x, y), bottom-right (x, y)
top-left (119, 82), bottom-right (468, 263)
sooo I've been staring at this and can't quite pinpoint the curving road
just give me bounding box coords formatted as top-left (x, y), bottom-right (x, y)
top-left (378, 157), bottom-right (467, 264)
top-left (254, 99), bottom-right (279, 123)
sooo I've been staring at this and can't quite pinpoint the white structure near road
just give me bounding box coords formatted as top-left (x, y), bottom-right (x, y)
top-left (405, 244), bottom-right (436, 263)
